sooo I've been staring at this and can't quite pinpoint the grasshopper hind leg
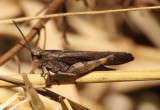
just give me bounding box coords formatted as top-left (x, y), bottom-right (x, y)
top-left (61, 55), bottom-right (115, 86)
top-left (66, 55), bottom-right (114, 77)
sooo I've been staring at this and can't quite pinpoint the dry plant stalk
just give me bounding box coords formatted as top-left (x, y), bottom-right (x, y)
top-left (1, 5), bottom-right (160, 24)
top-left (0, 70), bottom-right (160, 87)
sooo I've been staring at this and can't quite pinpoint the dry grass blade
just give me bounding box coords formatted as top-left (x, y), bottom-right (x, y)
top-left (22, 73), bottom-right (45, 110)
top-left (0, 92), bottom-right (20, 110)
top-left (8, 99), bottom-right (29, 110)
top-left (59, 97), bottom-right (73, 110)
top-left (35, 88), bottom-right (90, 110)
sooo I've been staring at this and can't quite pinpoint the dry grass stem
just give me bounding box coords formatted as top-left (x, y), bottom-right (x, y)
top-left (0, 70), bottom-right (160, 87)
top-left (0, 74), bottom-right (24, 86)
top-left (76, 70), bottom-right (160, 83)
top-left (0, 5), bottom-right (160, 24)
top-left (0, 75), bottom-right (89, 110)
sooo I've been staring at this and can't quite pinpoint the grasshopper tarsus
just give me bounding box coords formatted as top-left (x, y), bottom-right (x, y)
top-left (53, 79), bottom-right (61, 85)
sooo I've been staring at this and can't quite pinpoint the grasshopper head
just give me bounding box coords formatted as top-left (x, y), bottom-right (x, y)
top-left (31, 47), bottom-right (44, 68)
top-left (12, 20), bottom-right (46, 68)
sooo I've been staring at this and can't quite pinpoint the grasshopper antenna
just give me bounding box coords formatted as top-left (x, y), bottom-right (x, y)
top-left (16, 42), bottom-right (32, 53)
top-left (12, 20), bottom-right (32, 53)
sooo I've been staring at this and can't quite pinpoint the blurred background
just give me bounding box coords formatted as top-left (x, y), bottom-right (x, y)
top-left (0, 0), bottom-right (160, 110)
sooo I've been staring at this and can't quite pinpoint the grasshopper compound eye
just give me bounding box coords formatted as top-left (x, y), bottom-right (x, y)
top-left (36, 55), bottom-right (43, 59)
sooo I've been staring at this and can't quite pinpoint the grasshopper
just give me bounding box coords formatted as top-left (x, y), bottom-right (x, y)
top-left (13, 21), bottom-right (134, 80)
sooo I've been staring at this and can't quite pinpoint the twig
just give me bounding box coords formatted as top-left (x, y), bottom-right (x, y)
top-left (61, 1), bottom-right (69, 45)
top-left (1, 5), bottom-right (160, 24)
top-left (13, 55), bottom-right (21, 74)
top-left (0, 0), bottom-right (65, 66)
top-left (0, 70), bottom-right (160, 87)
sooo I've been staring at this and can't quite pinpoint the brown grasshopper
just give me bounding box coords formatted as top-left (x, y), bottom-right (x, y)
top-left (13, 20), bottom-right (134, 79)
